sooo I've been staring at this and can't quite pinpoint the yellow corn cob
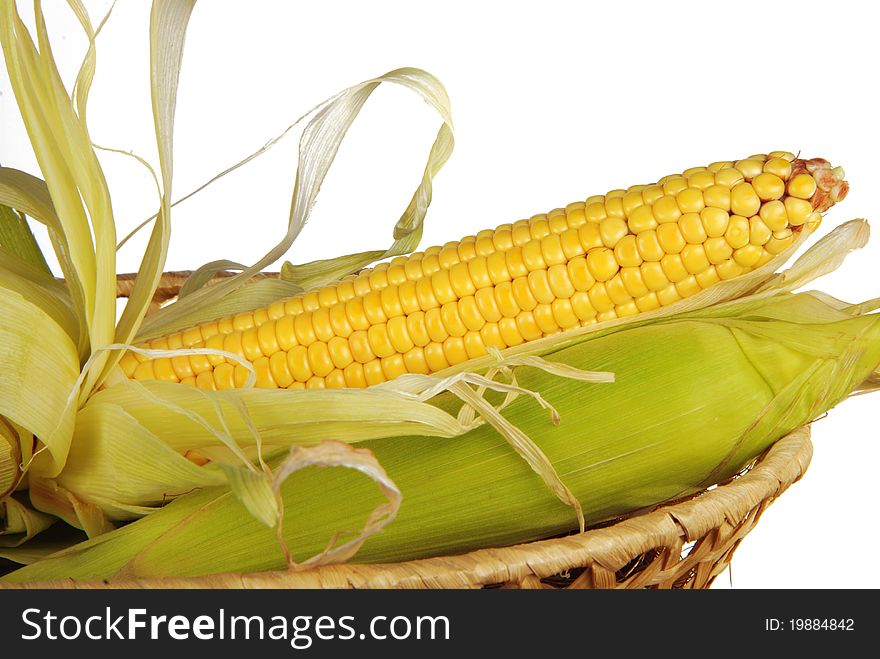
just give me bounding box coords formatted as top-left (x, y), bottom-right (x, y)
top-left (120, 152), bottom-right (848, 390)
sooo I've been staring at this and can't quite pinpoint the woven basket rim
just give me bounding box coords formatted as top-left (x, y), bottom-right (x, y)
top-left (3, 426), bottom-right (812, 589)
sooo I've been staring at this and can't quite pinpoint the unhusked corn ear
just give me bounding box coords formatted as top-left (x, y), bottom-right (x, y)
top-left (124, 153), bottom-right (849, 390)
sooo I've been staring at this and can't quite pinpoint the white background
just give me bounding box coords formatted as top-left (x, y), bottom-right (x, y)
top-left (1, 0), bottom-right (878, 588)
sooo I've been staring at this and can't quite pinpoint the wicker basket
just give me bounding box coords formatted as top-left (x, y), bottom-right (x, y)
top-left (4, 275), bottom-right (814, 589)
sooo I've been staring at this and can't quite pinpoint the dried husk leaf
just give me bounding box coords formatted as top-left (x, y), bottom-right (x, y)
top-left (270, 441), bottom-right (401, 569)
top-left (0, 203), bottom-right (49, 273)
top-left (0, 496), bottom-right (55, 548)
top-left (135, 67), bottom-right (454, 340)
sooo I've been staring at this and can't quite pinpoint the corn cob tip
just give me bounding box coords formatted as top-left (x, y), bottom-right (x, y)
top-left (793, 157), bottom-right (849, 213)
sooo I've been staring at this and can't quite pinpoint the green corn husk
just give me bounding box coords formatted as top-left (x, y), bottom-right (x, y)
top-left (6, 289), bottom-right (880, 583)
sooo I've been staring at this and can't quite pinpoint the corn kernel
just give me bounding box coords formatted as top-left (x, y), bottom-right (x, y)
top-left (695, 266), bottom-right (721, 290)
top-left (678, 213), bottom-right (707, 244)
top-left (627, 205), bottom-right (658, 233)
top-left (600, 216), bottom-right (629, 248)
top-left (434, 247), bottom-right (457, 271)
top-left (730, 182), bottom-right (761, 217)
top-left (479, 323), bottom-right (505, 349)
top-left (325, 369), bottom-right (347, 389)
top-left (287, 346), bottom-right (312, 382)
top-left (458, 296), bottom-right (485, 332)
top-left (529, 216), bottom-right (551, 240)
top-left (752, 172), bottom-right (785, 201)
top-left (714, 168), bottom-right (744, 188)
top-left (622, 190), bottom-right (645, 217)
top-left (724, 215), bottom-right (751, 250)
top-left (512, 276), bottom-right (538, 312)
top-left (440, 302), bottom-right (468, 337)
top-left (586, 247), bottom-right (620, 281)
top-left (463, 331), bottom-right (488, 359)
top-left (527, 270), bottom-right (555, 304)
top-left (505, 246), bottom-right (528, 279)
top-left (522, 240), bottom-right (547, 271)
top-left (339, 362), bottom-right (366, 388)
top-left (381, 354), bottom-right (407, 381)
top-left (636, 230), bottom-right (665, 262)
top-left (195, 371), bottom-right (216, 390)
top-left (656, 223), bottom-right (686, 254)
top-left (515, 311), bottom-right (542, 341)
top-left (578, 222), bottom-right (603, 252)
top-left (676, 187), bottom-right (705, 213)
top-left (613, 235), bottom-right (642, 268)
top-left (565, 206), bottom-right (587, 228)
top-left (640, 262), bottom-right (668, 292)
top-left (660, 254), bottom-right (689, 283)
top-left (550, 298), bottom-right (578, 329)
top-left (402, 347), bottom-right (429, 375)
top-left (327, 303), bottom-right (353, 339)
top-left (212, 362), bottom-right (235, 389)
top-left (541, 234), bottom-right (566, 266)
top-left (240, 327), bottom-right (262, 362)
top-left (766, 233), bottom-right (795, 255)
top-left (533, 303), bottom-right (560, 334)
top-left (681, 244), bottom-right (710, 274)
top-left (641, 185), bottom-right (664, 205)
top-left (734, 159), bottom-right (764, 179)
top-left (652, 195), bottom-right (682, 224)
top-left (424, 307), bottom-right (450, 342)
top-left (705, 237), bottom-right (733, 264)
top-left (707, 160), bottom-right (733, 172)
top-left (232, 312), bottom-right (255, 332)
top-left (787, 173), bottom-right (817, 199)
top-left (749, 217), bottom-right (772, 246)
top-left (700, 207), bottom-right (729, 238)
top-left (763, 157), bottom-right (792, 179)
top-left (588, 282), bottom-right (614, 313)
top-left (474, 287), bottom-right (502, 323)
top-left (570, 291), bottom-right (597, 321)
top-left (604, 197), bottom-right (625, 219)
top-left (363, 360), bottom-right (385, 386)
top-left (494, 281), bottom-right (520, 317)
top-left (759, 200), bottom-right (788, 232)
top-left (657, 283), bottom-right (682, 307)
top-left (662, 177), bottom-right (688, 196)
top-left (634, 292), bottom-right (660, 312)
top-left (498, 318), bottom-right (524, 347)
top-left (605, 274), bottom-right (632, 306)
top-left (784, 197), bottom-right (813, 226)
top-left (407, 312), bottom-right (430, 346)
top-left (675, 275), bottom-right (701, 298)
top-left (687, 171), bottom-right (715, 190)
top-left (307, 342), bottom-right (334, 377)
top-left (702, 185), bottom-right (731, 212)
top-left (733, 244), bottom-right (763, 267)
top-left (559, 228), bottom-right (586, 260)
top-left (716, 259), bottom-right (745, 280)
top-left (585, 202), bottom-right (607, 223)
top-left (620, 267), bottom-right (650, 297)
top-left (328, 335), bottom-right (354, 369)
